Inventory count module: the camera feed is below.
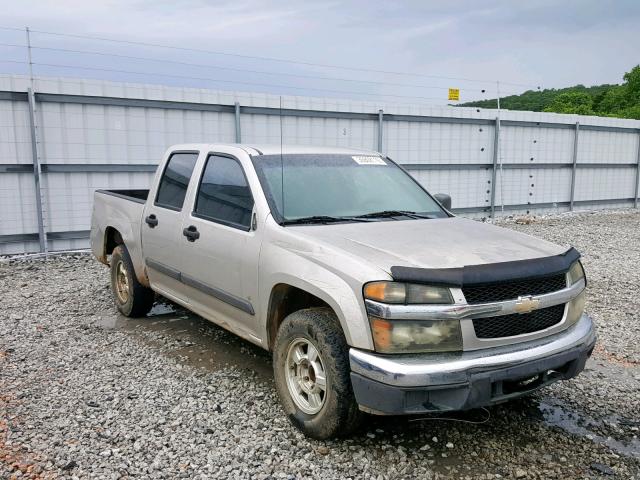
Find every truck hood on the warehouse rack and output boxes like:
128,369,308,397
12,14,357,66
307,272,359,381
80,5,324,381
292,217,567,274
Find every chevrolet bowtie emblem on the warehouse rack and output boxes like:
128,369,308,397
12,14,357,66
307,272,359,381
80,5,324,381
514,296,540,314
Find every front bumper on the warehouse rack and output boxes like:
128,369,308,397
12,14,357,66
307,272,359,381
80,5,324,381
349,314,596,415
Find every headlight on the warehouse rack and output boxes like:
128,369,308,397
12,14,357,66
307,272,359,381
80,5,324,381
364,281,453,304
568,260,586,285
566,260,586,325
565,290,585,327
364,282,459,353
369,317,462,353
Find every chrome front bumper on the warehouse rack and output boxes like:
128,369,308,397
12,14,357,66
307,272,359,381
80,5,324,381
349,314,596,414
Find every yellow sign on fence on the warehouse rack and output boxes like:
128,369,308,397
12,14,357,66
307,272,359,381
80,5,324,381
448,88,460,101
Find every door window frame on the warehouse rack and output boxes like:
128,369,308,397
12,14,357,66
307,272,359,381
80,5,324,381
154,150,200,212
191,152,255,232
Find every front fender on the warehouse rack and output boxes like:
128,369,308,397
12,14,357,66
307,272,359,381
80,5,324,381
259,242,380,351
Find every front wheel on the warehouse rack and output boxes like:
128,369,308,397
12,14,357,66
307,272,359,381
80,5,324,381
273,308,362,439
110,245,154,317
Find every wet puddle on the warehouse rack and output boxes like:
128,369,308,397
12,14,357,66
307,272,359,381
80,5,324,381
539,400,640,458
96,300,273,381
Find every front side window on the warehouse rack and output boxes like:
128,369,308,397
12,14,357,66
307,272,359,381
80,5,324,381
194,155,254,230
251,154,447,224
155,152,199,210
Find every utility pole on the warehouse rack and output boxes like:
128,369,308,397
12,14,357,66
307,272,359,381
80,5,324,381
25,26,48,254
26,27,35,83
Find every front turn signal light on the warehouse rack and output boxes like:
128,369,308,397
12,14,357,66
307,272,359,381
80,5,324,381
364,281,453,304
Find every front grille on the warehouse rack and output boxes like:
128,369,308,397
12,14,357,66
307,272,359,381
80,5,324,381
462,273,567,304
472,304,566,339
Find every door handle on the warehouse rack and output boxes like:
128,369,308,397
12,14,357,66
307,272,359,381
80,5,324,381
145,214,158,228
182,225,200,242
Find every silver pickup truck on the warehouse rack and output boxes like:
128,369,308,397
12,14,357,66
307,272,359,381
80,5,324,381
91,144,595,439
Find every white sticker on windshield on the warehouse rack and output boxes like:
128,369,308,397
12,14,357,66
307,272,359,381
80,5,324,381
352,155,386,165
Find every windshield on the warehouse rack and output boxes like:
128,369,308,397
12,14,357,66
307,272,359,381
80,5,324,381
251,154,447,224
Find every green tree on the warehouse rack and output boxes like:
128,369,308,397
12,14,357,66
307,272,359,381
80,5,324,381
617,104,640,120
623,65,640,99
460,64,640,120
597,65,640,119
543,92,594,115
597,86,628,114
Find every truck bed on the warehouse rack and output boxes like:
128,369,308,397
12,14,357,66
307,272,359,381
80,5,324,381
95,189,150,204
91,189,149,270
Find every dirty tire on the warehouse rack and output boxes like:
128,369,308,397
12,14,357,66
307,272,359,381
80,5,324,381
273,307,363,439
110,244,154,317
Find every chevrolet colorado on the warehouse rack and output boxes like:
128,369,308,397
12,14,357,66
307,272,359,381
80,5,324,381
91,144,595,439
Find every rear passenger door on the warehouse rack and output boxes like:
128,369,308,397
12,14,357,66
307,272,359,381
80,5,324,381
142,150,199,302
175,153,262,341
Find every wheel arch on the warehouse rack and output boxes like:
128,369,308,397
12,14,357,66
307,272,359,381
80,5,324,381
100,224,149,287
104,226,124,257
263,276,373,351
266,283,332,351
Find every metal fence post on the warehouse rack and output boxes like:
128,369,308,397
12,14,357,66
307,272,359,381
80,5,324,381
490,116,500,218
27,88,48,254
377,109,384,153
234,101,241,143
25,26,48,253
635,132,640,208
569,122,580,211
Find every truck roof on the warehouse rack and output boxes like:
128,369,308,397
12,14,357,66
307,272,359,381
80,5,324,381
167,143,381,157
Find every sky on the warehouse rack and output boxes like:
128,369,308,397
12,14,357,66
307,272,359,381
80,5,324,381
0,0,639,105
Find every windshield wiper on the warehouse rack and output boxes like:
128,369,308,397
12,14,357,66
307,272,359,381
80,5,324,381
282,215,370,225
354,210,434,220
282,211,433,225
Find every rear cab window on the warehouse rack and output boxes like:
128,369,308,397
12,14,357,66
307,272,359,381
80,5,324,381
155,152,199,211
193,154,254,230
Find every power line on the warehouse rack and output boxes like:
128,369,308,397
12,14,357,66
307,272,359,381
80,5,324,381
0,25,540,89
0,42,499,94
29,61,454,102
0,60,468,107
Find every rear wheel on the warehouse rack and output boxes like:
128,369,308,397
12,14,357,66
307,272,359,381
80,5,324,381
110,245,154,317
273,308,363,439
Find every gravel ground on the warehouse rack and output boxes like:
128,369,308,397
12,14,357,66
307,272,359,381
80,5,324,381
1,209,639,479
498,209,640,364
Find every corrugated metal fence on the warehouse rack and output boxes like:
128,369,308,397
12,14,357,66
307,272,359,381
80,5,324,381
1,75,640,255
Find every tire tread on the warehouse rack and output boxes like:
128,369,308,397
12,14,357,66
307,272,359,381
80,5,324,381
110,244,155,317
273,307,363,439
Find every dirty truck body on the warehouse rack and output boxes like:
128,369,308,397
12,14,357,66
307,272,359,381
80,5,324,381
91,144,595,439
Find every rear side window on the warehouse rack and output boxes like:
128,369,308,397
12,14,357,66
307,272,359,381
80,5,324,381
194,155,254,230
155,152,199,210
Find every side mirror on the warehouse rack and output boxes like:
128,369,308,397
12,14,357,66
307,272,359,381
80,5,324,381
434,193,452,210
